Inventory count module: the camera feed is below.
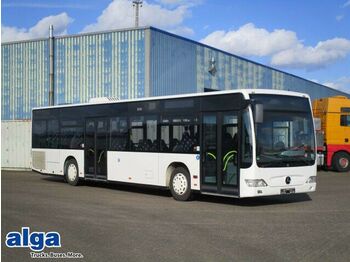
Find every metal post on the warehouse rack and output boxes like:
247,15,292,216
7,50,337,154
49,25,54,106
133,0,143,27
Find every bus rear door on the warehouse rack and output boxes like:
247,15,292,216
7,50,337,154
85,118,108,180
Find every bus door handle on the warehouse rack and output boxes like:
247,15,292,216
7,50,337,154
345,138,349,143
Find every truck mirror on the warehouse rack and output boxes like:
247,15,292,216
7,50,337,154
314,118,321,131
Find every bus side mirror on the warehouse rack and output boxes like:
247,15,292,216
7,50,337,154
254,104,264,124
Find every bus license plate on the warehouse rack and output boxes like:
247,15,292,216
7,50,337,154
281,188,295,194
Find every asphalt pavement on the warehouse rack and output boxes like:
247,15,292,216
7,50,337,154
2,170,350,262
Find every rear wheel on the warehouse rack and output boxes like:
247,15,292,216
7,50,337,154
333,152,350,172
65,159,80,186
169,167,192,201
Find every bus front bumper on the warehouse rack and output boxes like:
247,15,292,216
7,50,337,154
240,183,317,198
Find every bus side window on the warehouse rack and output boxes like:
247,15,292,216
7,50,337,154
130,116,144,151
160,125,170,152
110,117,128,151
33,120,47,148
160,115,199,153
60,120,84,149
129,116,157,152
146,118,157,152
47,120,59,148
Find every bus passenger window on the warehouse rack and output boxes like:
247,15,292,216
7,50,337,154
160,125,170,151
173,126,195,153
47,120,59,148
160,116,199,153
60,120,84,149
129,116,157,152
110,117,128,151
32,120,47,148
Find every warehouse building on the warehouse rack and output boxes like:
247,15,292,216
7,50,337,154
1,26,349,169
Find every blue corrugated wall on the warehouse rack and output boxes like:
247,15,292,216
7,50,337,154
1,27,347,120
1,29,145,120
150,28,347,99
54,29,145,105
2,40,49,120
150,29,197,96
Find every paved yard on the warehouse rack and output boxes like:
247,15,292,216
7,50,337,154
2,170,350,261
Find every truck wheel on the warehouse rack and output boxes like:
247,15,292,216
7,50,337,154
65,159,80,186
333,152,350,172
169,167,192,201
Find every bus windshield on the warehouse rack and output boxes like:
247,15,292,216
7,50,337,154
251,94,316,168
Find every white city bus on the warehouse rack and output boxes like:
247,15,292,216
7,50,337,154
32,89,317,200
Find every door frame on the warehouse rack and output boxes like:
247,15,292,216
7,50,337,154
200,110,241,196
84,117,108,180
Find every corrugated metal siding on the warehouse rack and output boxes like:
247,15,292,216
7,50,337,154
1,121,32,169
150,29,197,96
1,27,348,123
1,40,49,120
1,29,145,121
149,29,347,100
194,44,343,99
55,29,145,104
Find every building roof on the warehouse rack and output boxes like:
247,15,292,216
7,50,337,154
2,26,348,97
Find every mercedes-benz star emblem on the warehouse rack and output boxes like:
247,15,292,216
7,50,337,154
285,176,291,184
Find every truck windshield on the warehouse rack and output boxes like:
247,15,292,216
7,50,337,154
251,94,316,168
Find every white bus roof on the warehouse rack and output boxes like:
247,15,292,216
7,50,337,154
33,89,310,111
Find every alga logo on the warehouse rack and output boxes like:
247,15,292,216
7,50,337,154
5,227,61,251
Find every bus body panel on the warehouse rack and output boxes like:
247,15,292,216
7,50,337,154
107,151,200,189
32,148,84,178
107,151,160,186
158,153,200,190
239,164,317,198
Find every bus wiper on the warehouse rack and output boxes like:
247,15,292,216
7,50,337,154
258,161,288,167
280,157,311,165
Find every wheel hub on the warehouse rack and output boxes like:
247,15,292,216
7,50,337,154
339,157,349,169
172,173,188,195
67,164,77,181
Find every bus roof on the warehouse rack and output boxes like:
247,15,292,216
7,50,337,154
32,89,309,111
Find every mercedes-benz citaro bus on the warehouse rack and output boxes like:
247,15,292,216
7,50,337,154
32,89,317,201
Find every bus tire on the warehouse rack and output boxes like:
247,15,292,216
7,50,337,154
333,152,350,172
169,167,192,201
65,159,80,186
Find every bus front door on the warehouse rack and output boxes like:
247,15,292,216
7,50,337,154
201,112,239,196
85,118,108,180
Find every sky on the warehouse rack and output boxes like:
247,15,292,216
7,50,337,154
2,0,350,93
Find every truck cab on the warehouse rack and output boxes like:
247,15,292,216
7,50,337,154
313,96,350,172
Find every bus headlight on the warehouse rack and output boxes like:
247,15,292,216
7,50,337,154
245,179,268,187
306,176,316,183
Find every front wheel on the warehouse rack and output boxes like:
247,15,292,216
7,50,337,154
65,159,80,186
169,167,192,201
333,152,350,172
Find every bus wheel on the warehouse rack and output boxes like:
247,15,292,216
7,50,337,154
65,159,80,186
170,167,192,201
333,152,350,172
